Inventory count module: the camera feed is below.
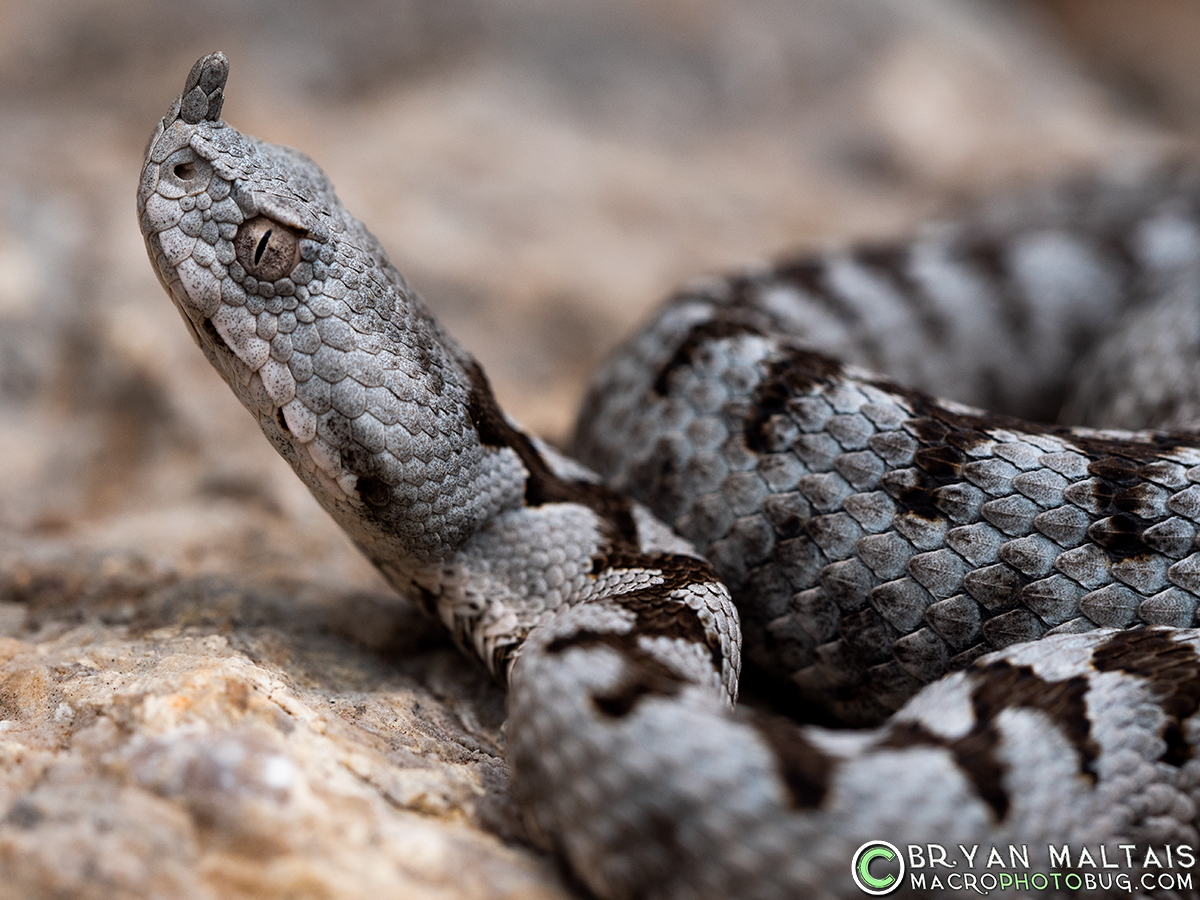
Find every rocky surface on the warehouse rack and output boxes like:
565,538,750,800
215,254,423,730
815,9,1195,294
0,1,1188,897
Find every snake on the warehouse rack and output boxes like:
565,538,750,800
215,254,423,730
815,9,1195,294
137,54,1200,899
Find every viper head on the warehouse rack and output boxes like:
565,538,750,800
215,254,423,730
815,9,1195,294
137,53,526,567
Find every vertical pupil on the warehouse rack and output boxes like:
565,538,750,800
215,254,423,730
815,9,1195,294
254,229,273,266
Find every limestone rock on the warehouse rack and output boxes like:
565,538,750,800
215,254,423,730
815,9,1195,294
0,532,564,900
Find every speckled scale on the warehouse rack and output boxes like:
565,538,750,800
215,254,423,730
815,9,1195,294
1019,574,1083,625
1032,504,1090,547
923,593,983,649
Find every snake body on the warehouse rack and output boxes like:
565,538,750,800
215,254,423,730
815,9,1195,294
138,55,1200,899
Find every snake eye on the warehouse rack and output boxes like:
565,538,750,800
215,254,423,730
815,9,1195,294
234,216,300,282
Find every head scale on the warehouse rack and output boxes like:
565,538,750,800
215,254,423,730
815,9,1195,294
179,52,228,125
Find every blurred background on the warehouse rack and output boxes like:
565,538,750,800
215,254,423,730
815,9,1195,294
0,3,1199,897
1,0,1197,533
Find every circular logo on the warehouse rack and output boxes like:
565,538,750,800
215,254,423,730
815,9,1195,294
851,840,905,895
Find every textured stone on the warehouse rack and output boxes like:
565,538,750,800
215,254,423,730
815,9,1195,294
0,534,558,900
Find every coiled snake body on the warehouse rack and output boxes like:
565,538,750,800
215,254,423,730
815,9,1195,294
138,55,1200,899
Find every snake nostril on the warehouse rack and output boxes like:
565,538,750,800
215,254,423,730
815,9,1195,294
162,148,213,194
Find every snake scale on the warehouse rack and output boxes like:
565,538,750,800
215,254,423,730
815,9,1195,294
138,55,1200,899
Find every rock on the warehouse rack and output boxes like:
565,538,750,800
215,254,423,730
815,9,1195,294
0,532,563,899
